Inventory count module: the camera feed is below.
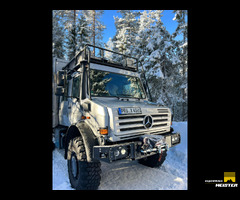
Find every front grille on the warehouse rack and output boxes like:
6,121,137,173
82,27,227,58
120,126,144,132
157,109,169,113
115,109,170,138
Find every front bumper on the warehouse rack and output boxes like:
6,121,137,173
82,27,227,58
93,131,181,163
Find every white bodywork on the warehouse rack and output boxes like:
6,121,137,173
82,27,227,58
91,97,171,141
53,58,171,142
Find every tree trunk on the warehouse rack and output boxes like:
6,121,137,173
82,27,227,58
182,19,187,121
92,10,96,56
73,10,76,56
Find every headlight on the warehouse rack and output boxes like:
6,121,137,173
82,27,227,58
121,148,127,155
171,134,180,145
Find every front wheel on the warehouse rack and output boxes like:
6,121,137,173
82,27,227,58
67,136,101,190
138,150,167,168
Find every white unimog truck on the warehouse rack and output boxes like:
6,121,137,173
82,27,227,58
52,44,181,190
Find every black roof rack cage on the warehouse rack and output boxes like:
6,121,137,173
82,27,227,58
61,43,152,101
62,44,139,73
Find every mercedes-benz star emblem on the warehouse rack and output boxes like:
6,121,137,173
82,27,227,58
143,115,153,129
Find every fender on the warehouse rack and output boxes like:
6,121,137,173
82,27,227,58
64,121,99,162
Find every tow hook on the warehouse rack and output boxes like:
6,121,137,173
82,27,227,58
157,143,168,153
158,149,163,161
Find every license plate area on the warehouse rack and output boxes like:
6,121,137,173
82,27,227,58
118,107,142,115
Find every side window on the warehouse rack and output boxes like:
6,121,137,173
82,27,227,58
72,75,81,99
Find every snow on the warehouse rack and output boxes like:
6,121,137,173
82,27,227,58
180,42,187,48
146,42,154,51
149,67,164,78
52,121,187,190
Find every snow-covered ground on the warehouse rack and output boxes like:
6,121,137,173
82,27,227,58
52,121,187,190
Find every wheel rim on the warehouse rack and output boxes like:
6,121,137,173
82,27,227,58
71,153,78,178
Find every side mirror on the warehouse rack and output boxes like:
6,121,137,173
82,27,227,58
56,70,65,86
55,86,64,96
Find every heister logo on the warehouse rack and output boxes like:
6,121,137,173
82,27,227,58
215,172,238,187
224,172,235,183
205,172,238,188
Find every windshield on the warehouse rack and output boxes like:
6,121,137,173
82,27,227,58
90,69,146,99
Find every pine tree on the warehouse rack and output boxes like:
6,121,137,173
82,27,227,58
134,10,182,118
82,10,106,56
64,10,80,60
104,37,114,60
52,10,66,58
172,10,188,121
113,10,140,55
66,23,78,59
52,10,105,60
77,14,90,49
134,10,154,61
141,11,174,104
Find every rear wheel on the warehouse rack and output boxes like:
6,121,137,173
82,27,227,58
138,150,167,168
67,136,101,190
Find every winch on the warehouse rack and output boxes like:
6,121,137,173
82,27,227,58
139,135,169,154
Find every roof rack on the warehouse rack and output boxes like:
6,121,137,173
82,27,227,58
61,44,152,101
62,44,139,73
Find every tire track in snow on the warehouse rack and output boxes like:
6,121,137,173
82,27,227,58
53,149,186,190
99,159,186,190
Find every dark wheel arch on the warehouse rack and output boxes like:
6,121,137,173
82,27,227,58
64,122,99,162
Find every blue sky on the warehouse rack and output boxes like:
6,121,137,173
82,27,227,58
101,10,181,44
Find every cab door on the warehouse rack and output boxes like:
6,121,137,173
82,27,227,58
58,78,71,127
68,73,82,124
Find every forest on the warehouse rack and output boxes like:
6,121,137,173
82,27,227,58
52,10,187,121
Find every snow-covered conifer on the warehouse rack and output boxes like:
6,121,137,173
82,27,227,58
172,10,188,120
113,10,140,56
82,10,106,56
52,10,66,59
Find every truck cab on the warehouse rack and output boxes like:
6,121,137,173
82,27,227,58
52,44,181,190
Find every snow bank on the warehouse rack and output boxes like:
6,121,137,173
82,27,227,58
163,121,188,187
170,121,187,157
52,121,188,190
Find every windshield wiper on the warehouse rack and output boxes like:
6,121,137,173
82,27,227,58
118,94,142,101
117,94,133,97
109,96,120,100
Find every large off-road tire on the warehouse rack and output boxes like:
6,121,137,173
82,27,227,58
138,150,167,168
67,136,101,190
